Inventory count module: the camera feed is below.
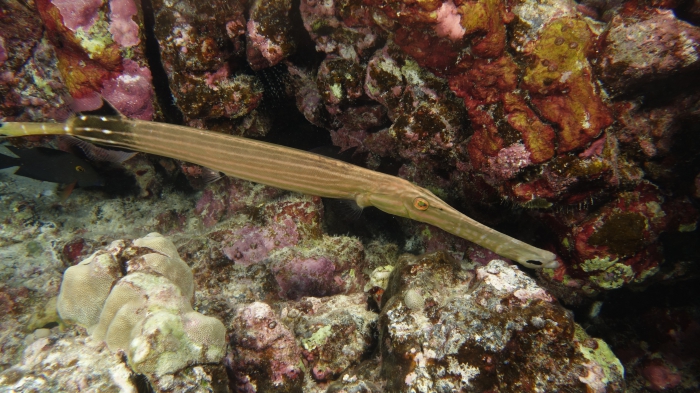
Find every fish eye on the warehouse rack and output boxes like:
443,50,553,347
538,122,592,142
75,166,85,172
413,197,429,211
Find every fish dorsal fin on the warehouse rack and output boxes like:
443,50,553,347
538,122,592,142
75,97,126,119
60,136,136,163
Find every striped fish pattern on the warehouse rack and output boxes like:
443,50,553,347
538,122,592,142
1,116,558,269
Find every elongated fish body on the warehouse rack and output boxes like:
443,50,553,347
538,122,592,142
1,117,559,269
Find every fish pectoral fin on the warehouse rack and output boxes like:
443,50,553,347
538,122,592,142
340,199,364,220
201,167,224,184
323,198,364,221
57,181,77,202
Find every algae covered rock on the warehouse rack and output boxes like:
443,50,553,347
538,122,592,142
288,293,378,382
379,252,625,392
56,233,226,378
227,301,305,392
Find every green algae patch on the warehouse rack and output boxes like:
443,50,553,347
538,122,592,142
580,256,618,273
575,325,625,382
589,212,646,256
459,0,508,58
24,241,44,257
75,18,114,59
521,17,613,153
301,325,333,351
589,263,635,290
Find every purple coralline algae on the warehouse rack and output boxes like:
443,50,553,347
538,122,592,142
200,181,366,300
32,0,156,117
228,301,304,392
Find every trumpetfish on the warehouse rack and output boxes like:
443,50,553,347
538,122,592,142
1,116,558,269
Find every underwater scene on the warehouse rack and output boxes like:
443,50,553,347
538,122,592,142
0,0,699,391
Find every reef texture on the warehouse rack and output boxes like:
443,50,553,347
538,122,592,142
1,0,700,391
0,166,632,392
57,232,227,382
379,253,624,393
288,0,700,300
151,0,269,134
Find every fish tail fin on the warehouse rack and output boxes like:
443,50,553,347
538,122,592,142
0,122,69,137
0,148,19,169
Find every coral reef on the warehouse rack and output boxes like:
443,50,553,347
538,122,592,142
227,301,304,392
379,252,625,392
2,0,700,390
56,233,226,381
597,7,700,96
287,293,378,382
151,0,268,134
33,0,156,117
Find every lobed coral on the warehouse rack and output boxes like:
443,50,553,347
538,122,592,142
56,233,226,380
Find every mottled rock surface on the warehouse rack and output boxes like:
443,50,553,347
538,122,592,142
380,253,625,392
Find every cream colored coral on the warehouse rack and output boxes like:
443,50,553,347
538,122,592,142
133,232,180,258
56,233,226,378
128,252,194,300
56,251,122,328
404,288,425,311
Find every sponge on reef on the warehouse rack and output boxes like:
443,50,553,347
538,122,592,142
56,233,226,377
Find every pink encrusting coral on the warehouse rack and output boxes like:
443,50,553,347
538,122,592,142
101,59,154,120
108,0,140,47
434,0,466,41
220,222,300,266
484,143,532,182
52,0,103,31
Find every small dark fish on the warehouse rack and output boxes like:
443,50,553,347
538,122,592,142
0,146,104,187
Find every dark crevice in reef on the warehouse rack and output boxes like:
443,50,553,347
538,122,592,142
287,0,327,70
140,0,184,124
259,99,332,152
130,373,154,393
